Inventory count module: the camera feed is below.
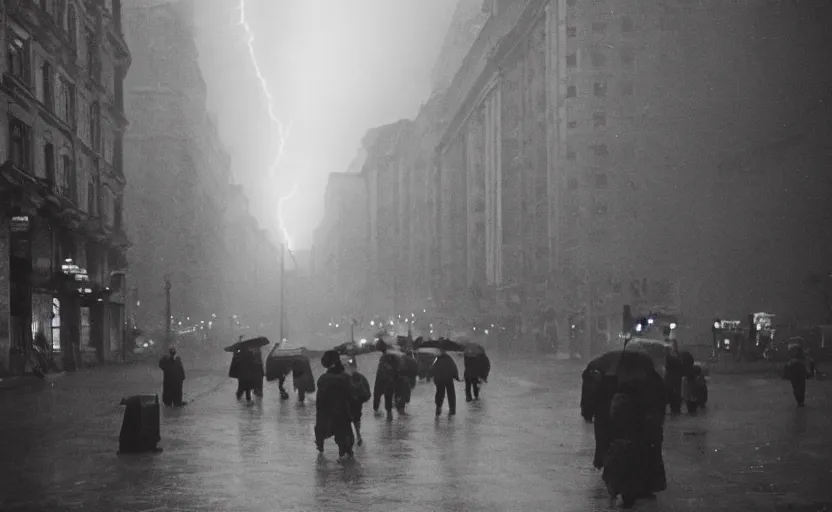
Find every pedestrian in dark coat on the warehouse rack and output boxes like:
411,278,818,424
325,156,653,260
580,366,602,422
591,374,619,468
783,347,811,407
642,369,668,496
292,357,316,404
602,382,649,509
233,347,264,401
373,339,399,419
315,351,355,459
346,361,371,446
682,364,708,414
664,343,684,414
395,353,418,412
159,348,186,407
432,345,461,416
463,353,490,402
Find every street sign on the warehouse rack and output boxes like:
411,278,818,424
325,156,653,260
10,215,29,232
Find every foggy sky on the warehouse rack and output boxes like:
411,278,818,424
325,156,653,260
195,0,459,249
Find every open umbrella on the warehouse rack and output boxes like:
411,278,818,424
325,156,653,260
224,336,271,353
462,342,485,357
415,338,465,352
586,349,656,382
265,346,308,381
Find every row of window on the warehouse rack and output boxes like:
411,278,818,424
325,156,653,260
566,143,609,160
9,116,121,227
566,80,633,99
567,173,608,191
566,46,634,69
566,16,635,38
8,33,105,147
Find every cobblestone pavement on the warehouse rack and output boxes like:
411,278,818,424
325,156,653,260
1,351,830,511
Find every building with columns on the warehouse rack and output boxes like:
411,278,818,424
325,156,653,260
0,0,132,374
362,0,832,357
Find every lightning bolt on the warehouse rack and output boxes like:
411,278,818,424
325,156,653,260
239,0,297,247
277,183,299,250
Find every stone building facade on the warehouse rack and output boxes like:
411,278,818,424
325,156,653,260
123,0,280,344
0,0,131,375
362,0,832,357
223,184,281,342
312,172,368,321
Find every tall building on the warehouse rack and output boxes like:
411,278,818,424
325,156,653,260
224,184,281,341
312,173,368,321
123,0,280,343
365,0,832,356
362,120,415,317
430,0,491,92
0,0,132,374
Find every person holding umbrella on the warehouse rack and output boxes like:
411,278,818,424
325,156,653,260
373,338,399,419
463,343,490,402
431,340,461,416
227,336,267,402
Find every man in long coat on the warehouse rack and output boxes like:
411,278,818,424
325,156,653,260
315,350,355,459
159,347,186,407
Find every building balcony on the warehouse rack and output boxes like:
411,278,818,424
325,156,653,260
2,73,36,106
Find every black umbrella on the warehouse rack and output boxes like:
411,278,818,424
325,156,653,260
462,342,486,357
224,336,271,353
586,349,656,383
415,338,464,352
265,346,308,381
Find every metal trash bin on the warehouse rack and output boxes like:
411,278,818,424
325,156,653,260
118,394,162,454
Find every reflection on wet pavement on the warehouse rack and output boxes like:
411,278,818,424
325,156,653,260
1,353,830,511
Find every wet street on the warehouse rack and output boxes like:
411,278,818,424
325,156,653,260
1,351,830,511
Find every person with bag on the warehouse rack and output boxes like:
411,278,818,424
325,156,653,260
345,356,371,446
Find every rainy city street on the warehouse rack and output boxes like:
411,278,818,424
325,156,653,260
1,352,831,512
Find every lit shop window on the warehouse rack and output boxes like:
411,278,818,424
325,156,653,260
52,298,61,351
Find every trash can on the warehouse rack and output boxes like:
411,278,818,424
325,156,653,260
118,394,162,454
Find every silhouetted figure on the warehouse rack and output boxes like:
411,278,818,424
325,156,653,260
783,346,811,407
346,359,371,446
231,347,264,401
158,348,186,407
431,344,460,416
464,353,490,402
664,343,683,414
373,339,399,419
315,351,355,459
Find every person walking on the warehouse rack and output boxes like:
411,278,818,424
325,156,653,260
463,352,490,402
345,356,371,446
783,345,812,407
431,342,460,416
373,339,399,419
315,351,355,460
